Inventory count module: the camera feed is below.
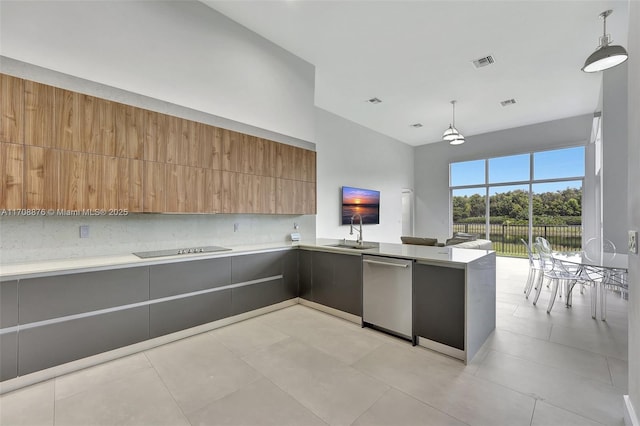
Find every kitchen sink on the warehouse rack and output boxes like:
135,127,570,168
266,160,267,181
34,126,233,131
326,241,379,250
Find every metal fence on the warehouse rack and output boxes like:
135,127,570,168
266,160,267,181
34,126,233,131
453,223,582,257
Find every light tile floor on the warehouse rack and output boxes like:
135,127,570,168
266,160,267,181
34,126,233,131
0,257,628,426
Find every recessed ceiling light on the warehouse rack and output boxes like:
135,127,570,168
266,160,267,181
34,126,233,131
500,98,517,107
471,55,495,69
410,123,423,128
367,97,382,104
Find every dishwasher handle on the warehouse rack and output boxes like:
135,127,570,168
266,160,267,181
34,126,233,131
363,259,410,268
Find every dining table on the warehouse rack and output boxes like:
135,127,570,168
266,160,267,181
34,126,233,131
552,251,628,320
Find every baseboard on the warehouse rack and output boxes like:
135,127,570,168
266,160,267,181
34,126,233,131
298,298,362,324
625,395,639,426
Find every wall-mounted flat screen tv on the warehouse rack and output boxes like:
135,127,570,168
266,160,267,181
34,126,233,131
341,186,380,225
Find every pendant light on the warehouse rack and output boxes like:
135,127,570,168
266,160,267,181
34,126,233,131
443,100,465,145
582,10,628,73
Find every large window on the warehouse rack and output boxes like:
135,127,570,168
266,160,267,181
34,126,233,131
450,146,585,257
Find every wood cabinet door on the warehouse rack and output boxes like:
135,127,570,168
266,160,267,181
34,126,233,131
205,169,223,213
198,123,222,170
222,171,275,214
24,81,55,148
25,146,59,209
143,161,166,212
0,142,23,209
302,149,316,183
144,110,168,163
275,178,316,214
0,74,24,144
115,103,144,159
166,164,206,213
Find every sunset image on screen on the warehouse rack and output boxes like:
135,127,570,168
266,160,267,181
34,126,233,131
342,187,380,224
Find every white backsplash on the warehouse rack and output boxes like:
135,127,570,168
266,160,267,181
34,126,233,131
0,214,316,264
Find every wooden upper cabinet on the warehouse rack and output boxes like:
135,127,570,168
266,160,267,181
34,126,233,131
276,143,316,182
276,178,316,215
199,123,222,170
221,128,243,173
80,94,115,156
166,164,204,213
222,171,275,214
0,74,24,144
302,149,316,183
144,110,168,163
16,74,316,215
25,81,55,148
143,161,166,213
221,129,277,177
205,169,223,213
115,103,144,159
25,146,59,209
0,142,24,209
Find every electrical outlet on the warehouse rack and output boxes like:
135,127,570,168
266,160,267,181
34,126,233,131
234,223,239,232
629,230,638,254
293,222,299,230
79,225,90,239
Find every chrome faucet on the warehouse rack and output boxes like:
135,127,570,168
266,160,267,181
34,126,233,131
350,214,363,245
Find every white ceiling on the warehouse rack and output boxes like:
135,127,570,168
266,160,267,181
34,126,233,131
204,0,629,146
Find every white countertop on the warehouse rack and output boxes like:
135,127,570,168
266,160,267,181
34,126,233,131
0,238,494,280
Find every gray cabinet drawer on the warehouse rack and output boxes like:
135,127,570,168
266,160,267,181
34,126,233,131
0,280,18,328
18,306,149,376
149,289,232,338
231,278,293,315
0,332,18,381
231,251,285,283
19,267,149,324
150,257,231,298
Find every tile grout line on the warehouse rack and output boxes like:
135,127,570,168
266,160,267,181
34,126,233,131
529,398,537,426
141,351,193,426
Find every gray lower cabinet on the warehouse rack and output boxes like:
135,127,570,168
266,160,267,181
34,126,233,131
149,257,232,338
15,268,150,377
413,263,465,350
19,267,149,323
0,332,18,381
0,280,18,381
230,250,298,316
298,250,312,300
18,307,149,376
309,251,362,316
150,290,232,338
3,248,302,380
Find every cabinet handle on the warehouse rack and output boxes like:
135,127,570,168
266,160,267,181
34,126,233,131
363,259,409,268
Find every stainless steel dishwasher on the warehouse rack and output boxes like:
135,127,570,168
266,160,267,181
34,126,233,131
362,255,413,340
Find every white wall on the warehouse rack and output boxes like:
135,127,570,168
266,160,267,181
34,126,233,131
413,115,593,243
602,63,629,254
625,0,639,422
315,108,414,243
0,0,315,143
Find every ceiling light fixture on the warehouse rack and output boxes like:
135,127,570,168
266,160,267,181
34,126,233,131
443,100,465,145
582,10,628,73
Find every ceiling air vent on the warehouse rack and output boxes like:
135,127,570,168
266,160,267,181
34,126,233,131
500,98,517,107
367,97,382,104
410,123,423,128
472,55,495,69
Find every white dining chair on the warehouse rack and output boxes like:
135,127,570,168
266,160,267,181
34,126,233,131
521,239,541,299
